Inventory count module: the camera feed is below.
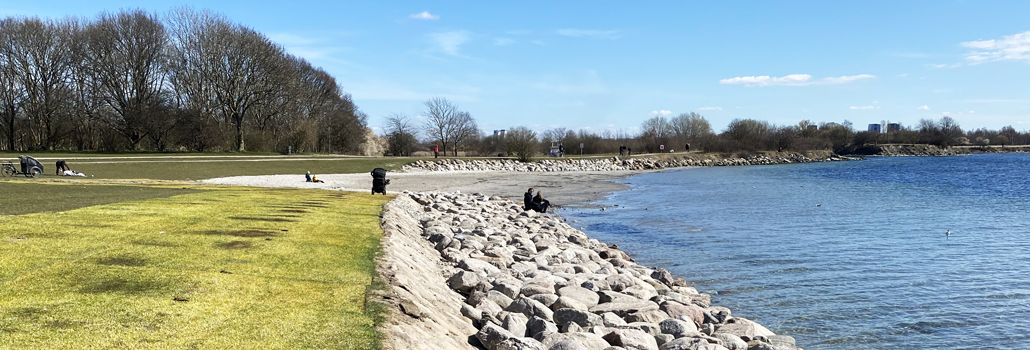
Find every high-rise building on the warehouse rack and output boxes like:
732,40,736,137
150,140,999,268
886,123,901,132
868,124,882,133
493,129,506,138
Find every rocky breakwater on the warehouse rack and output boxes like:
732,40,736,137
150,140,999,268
403,152,851,173
382,191,802,350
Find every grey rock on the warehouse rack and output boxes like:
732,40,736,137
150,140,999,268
558,285,601,306
605,274,638,292
503,313,530,338
551,296,589,311
493,280,523,299
659,318,699,337
602,312,629,327
529,293,560,307
495,337,545,350
602,328,659,350
461,258,502,275
658,337,728,350
527,316,558,340
712,333,747,350
542,332,611,350
477,322,516,350
590,301,659,317
624,309,671,324
715,318,774,340
448,270,485,294
661,301,705,326
462,303,484,324
553,308,604,331
522,284,556,297
487,290,516,309
507,296,555,321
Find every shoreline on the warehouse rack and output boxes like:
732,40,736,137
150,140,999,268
377,191,801,350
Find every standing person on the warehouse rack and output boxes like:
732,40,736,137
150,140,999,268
433,144,440,158
685,143,690,152
558,144,565,157
524,188,535,211
533,191,551,213
305,171,312,182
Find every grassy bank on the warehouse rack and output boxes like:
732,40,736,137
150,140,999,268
2,154,414,180
0,182,391,349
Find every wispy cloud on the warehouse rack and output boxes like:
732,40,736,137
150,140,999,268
696,106,723,111
409,11,439,21
428,31,471,56
849,105,879,110
719,73,876,87
531,70,609,95
267,32,352,65
918,105,931,111
556,28,622,40
928,63,962,69
651,109,673,117
961,31,1030,63
493,37,515,46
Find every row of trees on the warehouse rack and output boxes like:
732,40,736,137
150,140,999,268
382,99,1030,158
0,9,368,152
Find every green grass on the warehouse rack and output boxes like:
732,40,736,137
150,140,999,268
2,156,415,180
0,181,197,215
0,183,391,349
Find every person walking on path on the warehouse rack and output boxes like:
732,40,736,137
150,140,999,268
433,144,440,158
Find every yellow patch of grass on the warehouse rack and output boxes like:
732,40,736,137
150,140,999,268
0,185,391,349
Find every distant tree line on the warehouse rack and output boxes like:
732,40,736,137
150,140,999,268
0,8,367,152
383,99,1030,159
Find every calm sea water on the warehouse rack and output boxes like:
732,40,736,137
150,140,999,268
561,153,1030,350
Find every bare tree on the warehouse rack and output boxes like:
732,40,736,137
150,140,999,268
0,19,26,151
450,111,479,156
670,112,712,144
640,116,672,152
385,114,418,156
82,10,170,150
422,97,460,155
5,18,76,150
506,126,538,162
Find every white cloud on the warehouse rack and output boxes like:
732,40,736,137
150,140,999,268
696,106,723,111
267,32,352,66
918,105,931,111
719,73,875,87
929,63,962,69
961,31,1030,63
556,28,622,40
428,31,470,56
493,37,515,46
651,110,673,117
409,11,439,21
849,105,878,110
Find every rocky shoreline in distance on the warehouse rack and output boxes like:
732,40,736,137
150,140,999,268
403,151,853,173
377,192,802,350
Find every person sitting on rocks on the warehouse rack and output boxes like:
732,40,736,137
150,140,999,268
524,187,535,211
311,175,324,183
532,191,550,213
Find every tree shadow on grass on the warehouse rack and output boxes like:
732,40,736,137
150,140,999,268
78,277,167,294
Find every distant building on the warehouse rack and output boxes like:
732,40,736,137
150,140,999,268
886,123,901,132
868,124,882,133
493,129,506,138
806,125,818,132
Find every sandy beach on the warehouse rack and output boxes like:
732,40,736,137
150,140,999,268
202,169,650,207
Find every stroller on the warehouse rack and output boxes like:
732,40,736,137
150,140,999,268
370,168,390,195
1,155,44,178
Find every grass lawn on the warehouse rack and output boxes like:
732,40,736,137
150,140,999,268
2,156,415,180
0,182,391,349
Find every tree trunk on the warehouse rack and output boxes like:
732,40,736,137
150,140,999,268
235,121,245,152
5,107,14,152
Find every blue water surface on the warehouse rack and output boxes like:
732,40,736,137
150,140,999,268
561,153,1030,350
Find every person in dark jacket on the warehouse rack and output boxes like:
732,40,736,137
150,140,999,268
533,191,550,213
524,188,535,211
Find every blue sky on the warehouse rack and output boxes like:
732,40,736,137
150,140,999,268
5,1,1030,133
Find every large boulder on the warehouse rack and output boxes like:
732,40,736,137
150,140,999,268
659,337,728,350
659,318,699,337
553,308,604,331
461,258,502,275
448,270,485,294
542,332,611,350
602,328,659,350
507,296,555,321
661,301,705,325
526,316,558,340
504,312,530,337
715,318,774,341
711,333,747,350
590,300,659,318
557,285,601,307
